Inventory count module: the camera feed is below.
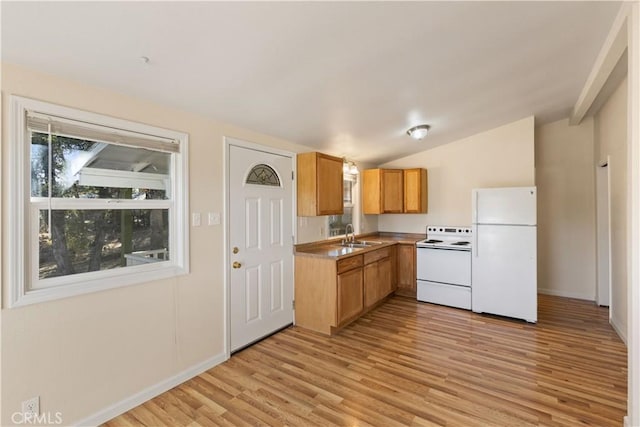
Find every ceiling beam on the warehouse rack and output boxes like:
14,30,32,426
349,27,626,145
569,3,631,125
77,167,169,191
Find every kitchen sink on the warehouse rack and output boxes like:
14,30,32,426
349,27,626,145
338,240,384,248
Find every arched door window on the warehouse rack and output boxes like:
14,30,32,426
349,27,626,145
245,164,281,187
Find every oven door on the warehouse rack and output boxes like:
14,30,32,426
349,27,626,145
416,247,471,286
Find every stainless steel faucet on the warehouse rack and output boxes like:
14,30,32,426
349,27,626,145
345,223,355,243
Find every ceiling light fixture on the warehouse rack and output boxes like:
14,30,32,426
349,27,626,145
407,124,431,140
343,159,359,175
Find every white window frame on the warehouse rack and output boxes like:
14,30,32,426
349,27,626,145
326,172,360,238
8,96,190,307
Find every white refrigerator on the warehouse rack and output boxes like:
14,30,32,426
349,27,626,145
471,187,537,323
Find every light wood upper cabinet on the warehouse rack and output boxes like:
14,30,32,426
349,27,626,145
363,168,427,214
297,152,343,216
403,168,428,213
363,169,404,214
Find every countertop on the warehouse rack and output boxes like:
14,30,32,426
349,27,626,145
294,232,424,259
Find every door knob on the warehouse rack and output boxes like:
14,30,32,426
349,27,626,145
232,261,242,269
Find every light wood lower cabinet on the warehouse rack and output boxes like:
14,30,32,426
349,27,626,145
295,246,394,335
395,243,417,297
337,268,364,325
364,248,394,308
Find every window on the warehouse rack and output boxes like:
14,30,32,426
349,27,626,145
9,96,189,307
328,172,358,237
246,164,281,186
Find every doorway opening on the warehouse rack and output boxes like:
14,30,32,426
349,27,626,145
595,159,611,312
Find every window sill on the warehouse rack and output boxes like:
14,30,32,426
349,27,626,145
10,263,188,308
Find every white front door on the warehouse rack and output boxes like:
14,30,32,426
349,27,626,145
228,142,294,352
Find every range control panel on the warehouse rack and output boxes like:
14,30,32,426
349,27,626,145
426,226,472,236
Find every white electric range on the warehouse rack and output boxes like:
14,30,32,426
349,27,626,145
416,226,472,310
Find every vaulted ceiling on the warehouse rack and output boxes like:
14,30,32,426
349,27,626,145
1,1,621,164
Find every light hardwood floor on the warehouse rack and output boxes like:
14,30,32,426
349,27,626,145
104,294,627,426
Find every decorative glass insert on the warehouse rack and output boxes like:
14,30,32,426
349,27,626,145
246,164,281,187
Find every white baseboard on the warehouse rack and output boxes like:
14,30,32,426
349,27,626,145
538,288,595,301
73,352,227,427
539,289,628,344
610,316,628,345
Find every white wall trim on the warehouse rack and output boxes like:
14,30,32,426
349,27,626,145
538,287,595,301
7,95,190,308
569,2,631,125
72,352,227,427
610,315,628,345
627,3,640,426
538,289,628,345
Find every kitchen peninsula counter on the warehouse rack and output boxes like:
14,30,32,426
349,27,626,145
294,232,424,259
294,232,423,335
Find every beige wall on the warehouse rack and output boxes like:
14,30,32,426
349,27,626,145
535,117,597,300
377,116,535,232
0,63,317,425
595,77,628,340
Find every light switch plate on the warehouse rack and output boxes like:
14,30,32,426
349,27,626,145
192,212,201,227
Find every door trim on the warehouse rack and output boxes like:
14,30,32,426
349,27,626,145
596,157,612,311
223,137,297,358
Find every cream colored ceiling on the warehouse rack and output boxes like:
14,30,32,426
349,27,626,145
1,1,621,164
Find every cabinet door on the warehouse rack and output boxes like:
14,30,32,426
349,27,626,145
317,154,344,215
362,169,382,214
389,245,397,291
382,170,404,213
337,268,363,325
363,262,380,308
379,257,393,297
404,169,428,213
396,244,416,297
364,257,392,308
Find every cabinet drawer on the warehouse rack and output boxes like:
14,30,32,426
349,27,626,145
337,255,363,274
364,247,390,265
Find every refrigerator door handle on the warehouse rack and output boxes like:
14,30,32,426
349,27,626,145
472,190,478,223
474,226,478,257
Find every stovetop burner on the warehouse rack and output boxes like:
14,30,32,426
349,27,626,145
416,225,473,250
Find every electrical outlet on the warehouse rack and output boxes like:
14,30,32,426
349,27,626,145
22,396,39,416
